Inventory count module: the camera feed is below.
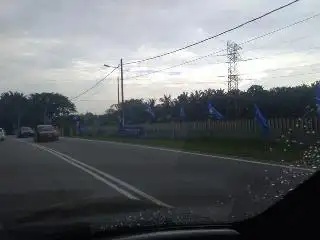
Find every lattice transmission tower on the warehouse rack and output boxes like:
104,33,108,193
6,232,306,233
227,41,242,92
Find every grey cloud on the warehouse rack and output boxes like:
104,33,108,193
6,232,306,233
1,0,320,113
129,69,158,75
168,72,181,76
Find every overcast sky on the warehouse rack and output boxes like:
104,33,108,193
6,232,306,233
1,0,319,113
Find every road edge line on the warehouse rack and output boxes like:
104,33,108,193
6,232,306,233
63,137,315,172
27,142,140,200
41,144,174,209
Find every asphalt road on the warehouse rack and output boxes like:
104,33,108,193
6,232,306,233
0,136,315,223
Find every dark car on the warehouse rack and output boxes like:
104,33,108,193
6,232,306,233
16,126,34,138
34,124,59,142
0,128,5,141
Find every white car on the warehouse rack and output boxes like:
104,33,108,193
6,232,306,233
0,128,5,141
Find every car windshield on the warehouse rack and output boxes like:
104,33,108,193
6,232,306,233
0,0,318,229
38,125,54,131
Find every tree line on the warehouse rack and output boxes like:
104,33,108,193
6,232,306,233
82,82,317,126
0,92,76,133
1,82,317,132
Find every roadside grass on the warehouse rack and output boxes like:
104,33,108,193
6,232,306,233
73,135,304,164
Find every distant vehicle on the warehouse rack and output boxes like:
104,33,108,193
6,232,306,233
0,128,5,141
16,126,34,138
34,125,59,142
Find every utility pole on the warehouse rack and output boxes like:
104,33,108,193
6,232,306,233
120,58,124,103
117,76,120,105
103,62,123,126
43,96,49,124
43,106,47,124
120,58,124,126
227,41,241,92
17,111,21,129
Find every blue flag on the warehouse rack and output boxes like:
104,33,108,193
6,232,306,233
117,116,124,128
208,102,224,120
180,106,186,119
145,104,155,118
315,82,320,117
254,104,268,130
73,115,80,121
76,121,80,135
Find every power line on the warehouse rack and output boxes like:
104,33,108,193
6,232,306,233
238,33,314,55
218,45,320,65
216,33,315,57
210,69,320,84
243,70,320,87
126,29,317,78
78,67,320,105
79,70,320,104
133,62,320,84
237,13,320,47
154,39,320,69
133,62,320,85
71,67,118,101
245,61,320,75
266,70,320,79
125,12,320,80
123,0,300,65
72,3,316,102
215,62,320,78
77,99,114,102
41,41,320,96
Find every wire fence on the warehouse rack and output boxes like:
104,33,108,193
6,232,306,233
71,117,319,141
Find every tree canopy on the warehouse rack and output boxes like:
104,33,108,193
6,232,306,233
92,83,317,126
0,92,76,133
1,82,317,131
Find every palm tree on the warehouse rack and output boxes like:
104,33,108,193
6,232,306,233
146,98,156,108
159,94,172,108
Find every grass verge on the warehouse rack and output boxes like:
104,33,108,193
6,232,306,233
72,135,304,164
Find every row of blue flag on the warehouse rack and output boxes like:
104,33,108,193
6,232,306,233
145,102,225,120
118,82,320,131
144,101,268,130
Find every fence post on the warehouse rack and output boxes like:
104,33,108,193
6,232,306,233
314,117,318,134
172,128,175,140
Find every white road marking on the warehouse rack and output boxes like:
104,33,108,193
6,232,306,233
62,137,315,172
32,143,139,200
18,139,173,208
37,144,173,208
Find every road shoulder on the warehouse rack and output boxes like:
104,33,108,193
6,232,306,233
63,136,315,172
